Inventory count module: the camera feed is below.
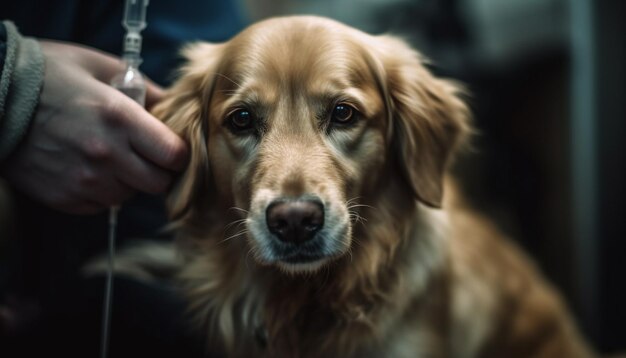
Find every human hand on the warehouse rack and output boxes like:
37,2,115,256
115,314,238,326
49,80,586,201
1,41,188,214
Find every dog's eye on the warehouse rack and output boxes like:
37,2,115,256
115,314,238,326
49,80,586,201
227,109,255,132
331,104,356,125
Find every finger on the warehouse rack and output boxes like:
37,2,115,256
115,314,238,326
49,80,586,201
96,82,189,171
114,150,173,194
127,106,189,171
72,44,127,83
123,104,189,171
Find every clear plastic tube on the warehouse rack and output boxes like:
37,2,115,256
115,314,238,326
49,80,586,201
101,2,150,357
111,0,149,106
121,0,149,57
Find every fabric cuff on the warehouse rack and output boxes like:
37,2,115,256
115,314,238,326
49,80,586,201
0,21,45,162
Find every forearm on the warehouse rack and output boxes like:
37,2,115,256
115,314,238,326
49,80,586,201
0,20,45,162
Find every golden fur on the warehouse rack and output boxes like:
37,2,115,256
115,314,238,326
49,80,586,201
153,16,594,357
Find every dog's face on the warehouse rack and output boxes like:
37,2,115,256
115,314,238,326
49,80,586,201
154,16,469,274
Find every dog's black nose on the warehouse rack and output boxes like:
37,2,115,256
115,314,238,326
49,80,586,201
266,199,324,244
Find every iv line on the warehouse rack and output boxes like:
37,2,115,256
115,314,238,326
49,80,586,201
100,206,118,358
101,1,149,357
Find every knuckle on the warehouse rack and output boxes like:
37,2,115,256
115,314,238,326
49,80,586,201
75,167,99,187
82,137,112,160
98,98,126,126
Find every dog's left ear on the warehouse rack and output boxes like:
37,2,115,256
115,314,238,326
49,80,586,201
375,36,471,208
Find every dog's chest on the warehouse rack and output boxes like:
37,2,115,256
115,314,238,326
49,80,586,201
248,308,445,358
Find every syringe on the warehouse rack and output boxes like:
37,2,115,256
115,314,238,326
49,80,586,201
101,1,150,358
110,0,149,106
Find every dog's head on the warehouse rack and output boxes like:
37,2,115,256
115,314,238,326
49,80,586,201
154,16,469,274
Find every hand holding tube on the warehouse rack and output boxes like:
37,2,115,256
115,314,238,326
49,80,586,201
2,41,188,214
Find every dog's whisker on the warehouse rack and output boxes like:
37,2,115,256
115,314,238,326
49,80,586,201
349,210,368,226
228,206,250,215
347,203,376,210
233,221,248,233
345,199,376,226
219,229,249,245
345,197,377,210
348,210,365,219
345,196,363,206
217,91,238,98
223,218,248,232
214,72,243,89
224,218,247,232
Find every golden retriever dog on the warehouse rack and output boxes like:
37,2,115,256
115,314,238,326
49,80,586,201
152,16,594,357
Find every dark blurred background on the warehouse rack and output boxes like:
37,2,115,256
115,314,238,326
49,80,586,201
0,0,623,354
242,0,625,352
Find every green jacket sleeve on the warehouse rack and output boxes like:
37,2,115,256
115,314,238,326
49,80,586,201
0,20,45,162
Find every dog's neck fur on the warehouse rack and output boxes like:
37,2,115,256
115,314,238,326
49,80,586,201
178,177,450,357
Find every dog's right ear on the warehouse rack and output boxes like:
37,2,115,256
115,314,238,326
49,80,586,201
152,43,223,222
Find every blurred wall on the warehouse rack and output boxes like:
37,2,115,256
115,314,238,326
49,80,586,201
569,0,625,351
